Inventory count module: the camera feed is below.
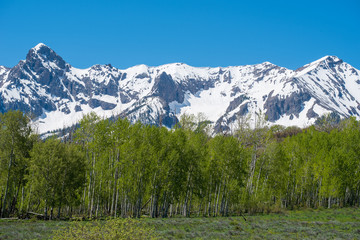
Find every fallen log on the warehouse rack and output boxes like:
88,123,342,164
27,211,44,217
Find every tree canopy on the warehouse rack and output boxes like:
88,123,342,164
1,111,360,219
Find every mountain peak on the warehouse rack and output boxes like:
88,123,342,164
317,55,342,64
33,43,48,51
26,43,66,69
258,61,278,68
295,55,343,75
308,55,342,66
29,43,54,56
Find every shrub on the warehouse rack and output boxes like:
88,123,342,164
52,218,159,240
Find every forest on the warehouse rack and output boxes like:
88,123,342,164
0,110,360,220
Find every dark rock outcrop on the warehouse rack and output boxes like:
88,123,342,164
264,91,311,121
151,72,184,104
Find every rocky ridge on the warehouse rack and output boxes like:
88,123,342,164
1,43,359,133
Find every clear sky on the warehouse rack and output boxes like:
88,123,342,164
0,0,359,70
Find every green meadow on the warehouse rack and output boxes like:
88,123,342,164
1,208,360,239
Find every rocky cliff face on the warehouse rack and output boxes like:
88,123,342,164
1,43,360,133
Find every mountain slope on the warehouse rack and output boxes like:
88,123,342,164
1,43,360,133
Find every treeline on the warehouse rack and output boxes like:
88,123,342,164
0,110,360,219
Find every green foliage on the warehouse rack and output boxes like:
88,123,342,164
52,218,159,240
27,138,86,218
0,110,33,217
1,110,360,220
314,112,341,132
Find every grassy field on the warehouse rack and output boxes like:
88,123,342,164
1,208,360,239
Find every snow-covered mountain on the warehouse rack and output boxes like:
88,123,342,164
1,43,360,133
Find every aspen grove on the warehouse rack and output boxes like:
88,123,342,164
0,110,360,219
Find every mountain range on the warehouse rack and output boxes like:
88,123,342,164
1,43,360,134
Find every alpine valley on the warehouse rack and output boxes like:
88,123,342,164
1,43,360,134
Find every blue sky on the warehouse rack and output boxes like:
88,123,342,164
0,0,359,70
